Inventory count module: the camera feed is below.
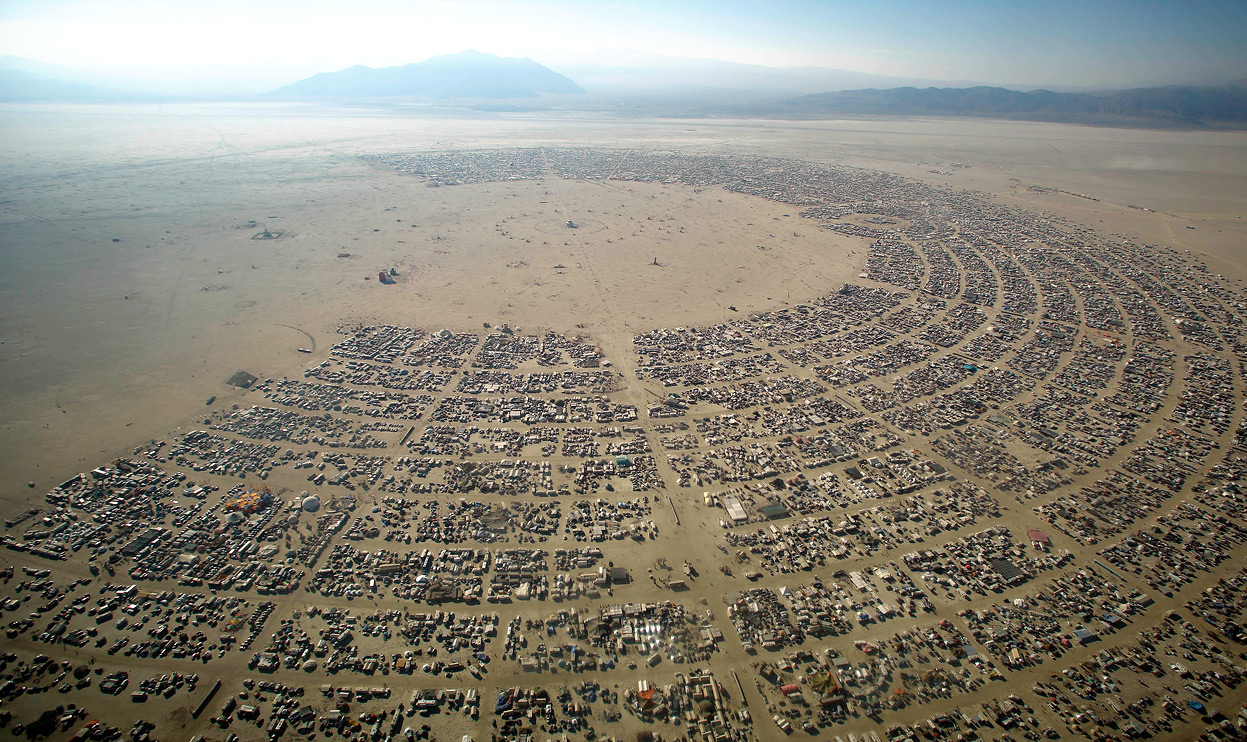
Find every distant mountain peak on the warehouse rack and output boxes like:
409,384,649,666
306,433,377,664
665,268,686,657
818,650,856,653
269,51,583,100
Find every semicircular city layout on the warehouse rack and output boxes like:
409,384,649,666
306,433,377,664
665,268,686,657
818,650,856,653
4,143,1246,742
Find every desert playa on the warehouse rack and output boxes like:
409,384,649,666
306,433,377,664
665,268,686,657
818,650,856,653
2,106,1244,498
2,104,1247,742
0,105,882,495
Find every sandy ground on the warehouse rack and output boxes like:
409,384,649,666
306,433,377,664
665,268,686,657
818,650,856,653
2,105,1247,742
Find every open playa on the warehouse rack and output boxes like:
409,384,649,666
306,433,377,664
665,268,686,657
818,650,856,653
2,104,1247,742
3,105,1245,497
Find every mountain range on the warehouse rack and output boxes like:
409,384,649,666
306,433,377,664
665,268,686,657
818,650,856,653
788,84,1247,126
0,56,142,102
267,50,583,100
2,49,1245,127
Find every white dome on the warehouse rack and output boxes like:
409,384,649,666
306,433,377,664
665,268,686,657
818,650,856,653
301,495,321,512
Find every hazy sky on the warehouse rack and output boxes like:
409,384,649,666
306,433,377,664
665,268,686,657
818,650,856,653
1,0,1244,89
